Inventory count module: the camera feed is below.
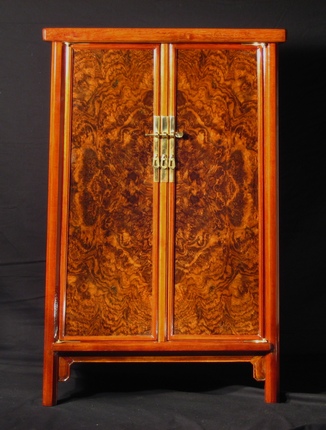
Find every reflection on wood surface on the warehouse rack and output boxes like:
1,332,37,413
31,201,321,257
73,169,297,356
174,49,259,335
65,48,154,336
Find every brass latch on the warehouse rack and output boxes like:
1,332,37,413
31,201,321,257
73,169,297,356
145,131,184,138
145,116,183,183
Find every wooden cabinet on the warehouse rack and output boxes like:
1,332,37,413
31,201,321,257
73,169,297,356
42,28,285,406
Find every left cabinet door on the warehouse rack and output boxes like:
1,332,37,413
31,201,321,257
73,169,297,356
53,43,160,340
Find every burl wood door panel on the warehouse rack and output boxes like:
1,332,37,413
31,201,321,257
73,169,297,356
171,46,262,336
63,45,159,338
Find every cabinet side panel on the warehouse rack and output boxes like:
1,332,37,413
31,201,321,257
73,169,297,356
173,47,260,336
64,46,155,337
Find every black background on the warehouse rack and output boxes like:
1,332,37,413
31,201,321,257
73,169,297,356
1,1,326,429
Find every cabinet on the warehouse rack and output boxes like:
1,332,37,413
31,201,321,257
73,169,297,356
42,28,285,406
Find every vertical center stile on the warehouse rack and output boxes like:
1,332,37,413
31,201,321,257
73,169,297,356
157,44,169,341
167,44,177,339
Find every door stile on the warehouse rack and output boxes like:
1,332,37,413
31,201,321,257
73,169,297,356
59,43,73,339
256,45,266,338
158,44,169,341
263,43,279,349
152,46,161,339
167,44,177,340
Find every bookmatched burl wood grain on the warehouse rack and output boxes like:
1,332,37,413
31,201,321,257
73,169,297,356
173,47,259,335
65,48,155,336
42,28,285,406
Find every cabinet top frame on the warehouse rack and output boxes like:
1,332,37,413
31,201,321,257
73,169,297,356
42,28,286,43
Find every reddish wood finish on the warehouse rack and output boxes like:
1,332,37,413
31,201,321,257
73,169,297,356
42,27,286,43
43,41,63,408
262,43,280,403
42,28,285,406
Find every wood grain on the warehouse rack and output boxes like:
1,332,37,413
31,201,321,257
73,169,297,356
43,28,286,43
173,47,260,335
65,47,155,336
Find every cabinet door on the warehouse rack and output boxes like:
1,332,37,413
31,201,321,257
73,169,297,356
168,44,264,339
60,44,160,339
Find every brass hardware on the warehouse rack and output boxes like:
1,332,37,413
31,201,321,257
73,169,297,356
153,116,160,183
146,115,182,183
145,131,183,138
168,116,175,183
160,116,168,182
161,154,168,169
168,156,176,169
168,116,181,182
153,154,160,168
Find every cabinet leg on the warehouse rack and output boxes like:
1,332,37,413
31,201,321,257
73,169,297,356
264,352,279,403
42,351,58,406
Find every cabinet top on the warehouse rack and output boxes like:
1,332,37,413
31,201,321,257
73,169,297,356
42,28,286,43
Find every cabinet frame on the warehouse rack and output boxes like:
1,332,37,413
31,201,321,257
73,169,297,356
42,28,285,406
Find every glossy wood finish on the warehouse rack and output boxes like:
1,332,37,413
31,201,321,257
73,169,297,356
43,27,286,43
262,43,280,403
43,41,64,406
172,46,260,336
63,46,157,337
42,28,285,406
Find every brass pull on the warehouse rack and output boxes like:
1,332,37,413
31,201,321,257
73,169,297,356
152,116,160,183
161,154,168,169
169,156,176,169
153,154,160,168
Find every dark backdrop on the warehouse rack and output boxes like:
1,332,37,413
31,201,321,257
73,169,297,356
1,1,326,428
